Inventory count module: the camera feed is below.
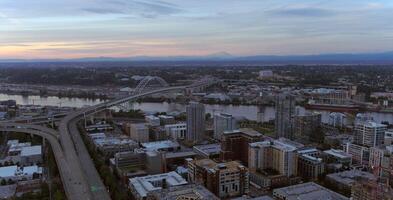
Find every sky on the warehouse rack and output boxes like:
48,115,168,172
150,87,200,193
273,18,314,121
1,0,393,59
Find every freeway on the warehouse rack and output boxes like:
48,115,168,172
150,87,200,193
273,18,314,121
57,81,218,199
0,79,218,200
0,123,92,200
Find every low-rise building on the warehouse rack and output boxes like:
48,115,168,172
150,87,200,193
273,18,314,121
193,143,221,159
164,123,186,140
0,165,42,182
273,182,348,200
129,171,187,200
146,184,219,200
323,149,352,172
89,133,139,156
145,115,160,127
141,140,180,152
326,169,376,193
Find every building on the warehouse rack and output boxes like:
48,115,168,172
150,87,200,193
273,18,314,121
19,146,42,165
385,129,393,145
128,171,187,200
221,128,263,166
214,112,237,140
187,158,249,199
112,149,165,175
89,133,139,156
146,184,219,200
164,123,186,140
297,148,324,181
345,143,369,166
293,112,322,143
326,169,376,193
232,196,274,200
369,146,393,179
273,182,348,200
329,112,348,128
193,143,221,159
141,140,180,152
4,140,42,166
186,102,206,143
354,120,387,147
323,149,352,171
275,93,296,139
145,115,160,127
129,123,150,143
0,165,42,182
249,138,303,177
158,115,175,125
309,88,351,105
351,177,393,200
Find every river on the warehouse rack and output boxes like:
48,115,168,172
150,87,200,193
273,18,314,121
0,94,392,124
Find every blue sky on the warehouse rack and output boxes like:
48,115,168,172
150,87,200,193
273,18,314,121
1,0,393,58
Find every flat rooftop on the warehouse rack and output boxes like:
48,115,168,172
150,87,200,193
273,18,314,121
129,171,187,198
20,145,42,156
149,184,219,200
324,149,351,159
326,170,376,186
273,182,348,200
193,143,221,155
141,140,180,150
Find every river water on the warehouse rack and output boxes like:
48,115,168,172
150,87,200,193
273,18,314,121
1,94,392,124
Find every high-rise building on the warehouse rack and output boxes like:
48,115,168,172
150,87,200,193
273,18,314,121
293,112,322,143
220,128,263,166
248,138,303,177
186,102,205,143
214,112,237,140
275,93,296,139
187,158,249,199
354,120,387,147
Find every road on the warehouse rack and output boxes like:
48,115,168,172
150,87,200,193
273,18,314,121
0,123,92,200
0,79,219,200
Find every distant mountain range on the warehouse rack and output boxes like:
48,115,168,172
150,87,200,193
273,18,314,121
2,51,393,64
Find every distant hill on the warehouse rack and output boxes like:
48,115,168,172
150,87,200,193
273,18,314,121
2,51,393,64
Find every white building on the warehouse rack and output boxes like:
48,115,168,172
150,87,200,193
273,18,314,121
128,171,187,200
354,120,387,147
213,113,237,140
145,115,160,127
0,165,42,182
141,140,180,152
5,140,42,165
164,123,186,140
328,112,347,128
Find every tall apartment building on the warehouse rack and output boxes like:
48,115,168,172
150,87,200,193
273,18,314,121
354,120,387,147
275,93,296,139
187,158,249,199
248,138,303,177
293,112,322,143
186,102,205,143
213,112,237,140
220,128,263,166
